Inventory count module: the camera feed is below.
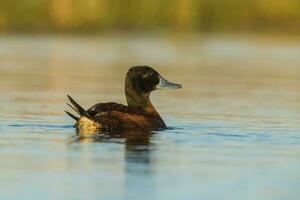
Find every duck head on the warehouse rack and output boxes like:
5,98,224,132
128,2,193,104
125,66,181,111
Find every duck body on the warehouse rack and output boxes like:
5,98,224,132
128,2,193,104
75,102,166,133
66,66,181,134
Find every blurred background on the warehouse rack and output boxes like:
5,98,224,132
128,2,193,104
1,1,300,200
0,0,300,33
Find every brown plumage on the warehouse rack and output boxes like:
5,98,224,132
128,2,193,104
65,66,181,134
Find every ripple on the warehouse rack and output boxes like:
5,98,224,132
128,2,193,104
9,123,73,130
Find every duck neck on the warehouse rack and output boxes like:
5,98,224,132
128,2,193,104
125,85,159,117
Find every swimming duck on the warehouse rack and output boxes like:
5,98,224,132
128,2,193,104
65,66,181,134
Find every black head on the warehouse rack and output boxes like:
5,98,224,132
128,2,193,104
126,66,181,94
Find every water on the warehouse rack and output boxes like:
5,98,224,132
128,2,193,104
1,35,300,200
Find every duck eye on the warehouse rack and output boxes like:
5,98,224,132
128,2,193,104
135,75,157,93
142,71,153,79
142,74,149,79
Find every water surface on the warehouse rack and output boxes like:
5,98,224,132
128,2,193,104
0,35,300,200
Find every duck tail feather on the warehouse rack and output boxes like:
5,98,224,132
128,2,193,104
65,111,79,121
67,103,79,115
67,95,87,117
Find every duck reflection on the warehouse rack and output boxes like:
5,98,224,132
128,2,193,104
69,129,156,199
69,129,154,164
123,130,152,164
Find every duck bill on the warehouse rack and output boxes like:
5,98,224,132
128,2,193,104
156,75,182,90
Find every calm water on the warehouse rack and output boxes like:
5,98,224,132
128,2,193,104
1,35,300,200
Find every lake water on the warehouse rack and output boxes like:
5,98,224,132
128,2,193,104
0,34,300,200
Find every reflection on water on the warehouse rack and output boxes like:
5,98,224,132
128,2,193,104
0,35,300,200
69,130,155,200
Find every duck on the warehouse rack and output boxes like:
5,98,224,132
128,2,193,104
65,66,181,134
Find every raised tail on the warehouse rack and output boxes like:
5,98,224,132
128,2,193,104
65,95,87,121
65,111,79,121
